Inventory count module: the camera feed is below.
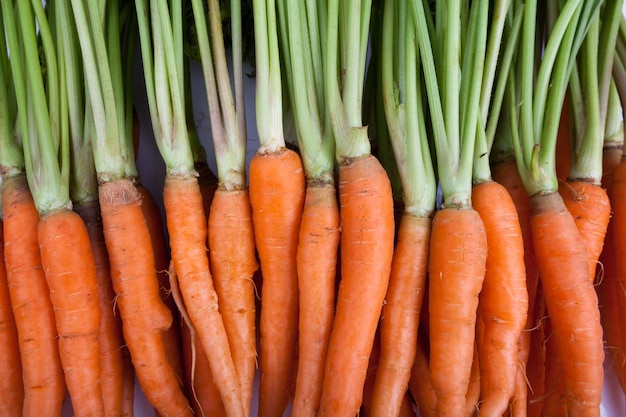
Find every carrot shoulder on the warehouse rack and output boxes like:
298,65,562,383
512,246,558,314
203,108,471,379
249,147,305,417
2,174,65,417
99,178,192,417
318,154,395,417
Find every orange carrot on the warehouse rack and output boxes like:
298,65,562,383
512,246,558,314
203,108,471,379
472,180,528,417
318,154,395,417
208,188,258,416
290,183,340,417
525,284,546,417
409,329,436,417
2,175,65,417
249,148,305,416
181,321,227,417
541,316,568,417
0,219,24,416
38,208,104,417
99,179,192,417
370,214,431,417
530,192,604,416
163,175,244,417
74,201,129,417
559,181,611,280
427,207,488,416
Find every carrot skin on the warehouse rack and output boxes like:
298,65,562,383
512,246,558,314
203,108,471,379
530,191,604,417
99,178,192,417
2,174,65,417
163,176,244,417
249,148,305,417
370,214,431,417
38,209,105,417
208,188,259,417
318,154,395,417
428,207,487,416
409,329,436,417
74,200,128,417
0,220,24,416
291,183,340,417
472,181,528,417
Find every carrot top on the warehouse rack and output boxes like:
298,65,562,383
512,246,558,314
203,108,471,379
507,0,601,197
276,0,335,181
379,0,435,216
565,0,621,183
190,0,247,188
410,0,488,209
3,0,70,215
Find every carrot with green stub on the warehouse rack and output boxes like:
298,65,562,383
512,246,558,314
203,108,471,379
8,1,105,414
506,1,604,414
69,0,192,414
275,1,340,415
250,0,306,415
409,1,489,415
189,1,259,414
368,1,436,415
136,1,245,415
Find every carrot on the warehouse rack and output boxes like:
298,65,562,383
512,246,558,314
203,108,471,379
74,201,128,417
0,219,23,417
368,2,436,415
100,179,192,417
249,149,305,415
208,188,258,414
1,175,66,417
472,181,528,417
541,317,568,417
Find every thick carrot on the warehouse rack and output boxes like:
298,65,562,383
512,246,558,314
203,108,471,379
427,207,487,416
99,178,192,417
370,214,431,417
163,175,244,417
74,200,128,417
559,181,611,280
472,180,528,417
2,174,65,417
37,208,104,417
530,191,604,416
208,187,258,416
290,183,340,417
0,219,24,416
249,147,305,417
318,154,395,417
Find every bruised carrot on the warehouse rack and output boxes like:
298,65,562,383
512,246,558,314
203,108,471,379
0,219,23,417
2,175,66,417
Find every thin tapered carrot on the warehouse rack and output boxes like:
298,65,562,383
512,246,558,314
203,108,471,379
208,188,258,414
2,175,66,417
74,201,128,417
525,285,546,417
408,329,436,417
369,2,436,415
249,149,305,416
0,219,23,417
472,181,528,417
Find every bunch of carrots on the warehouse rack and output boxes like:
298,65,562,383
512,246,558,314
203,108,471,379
2,0,626,417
